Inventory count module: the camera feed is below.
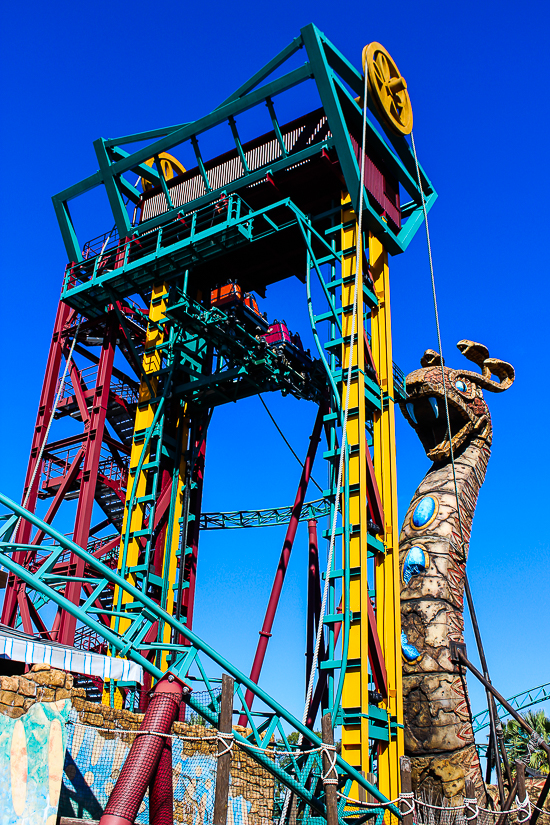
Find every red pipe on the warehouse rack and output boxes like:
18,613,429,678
238,405,324,725
149,738,173,825
100,674,187,825
306,519,319,682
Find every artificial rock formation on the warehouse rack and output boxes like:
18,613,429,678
398,341,514,802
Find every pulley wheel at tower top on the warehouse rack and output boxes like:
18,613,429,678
141,151,186,191
362,42,413,135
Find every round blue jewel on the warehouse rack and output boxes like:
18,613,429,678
455,380,467,392
403,545,428,584
412,496,437,528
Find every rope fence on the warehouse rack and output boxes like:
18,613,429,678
59,702,549,825
333,790,549,825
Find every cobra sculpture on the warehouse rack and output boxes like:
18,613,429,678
399,340,514,801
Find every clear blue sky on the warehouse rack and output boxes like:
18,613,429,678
1,0,549,733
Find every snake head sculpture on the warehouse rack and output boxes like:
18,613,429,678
400,340,515,462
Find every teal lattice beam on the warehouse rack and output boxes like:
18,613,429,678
200,498,331,529
472,683,550,733
0,492,400,820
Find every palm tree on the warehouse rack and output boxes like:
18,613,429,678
503,709,550,775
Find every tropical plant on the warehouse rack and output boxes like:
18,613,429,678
503,709,550,775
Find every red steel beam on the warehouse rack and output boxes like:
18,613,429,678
180,420,208,635
57,313,118,644
31,447,85,546
1,302,74,626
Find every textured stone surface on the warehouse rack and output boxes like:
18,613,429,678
0,665,74,719
399,343,514,803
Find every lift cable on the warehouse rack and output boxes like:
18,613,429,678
258,395,323,493
301,55,369,755
411,131,507,797
302,63,370,725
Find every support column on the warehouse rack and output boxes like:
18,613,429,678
1,301,73,627
370,231,403,802
238,406,324,723
100,673,185,825
340,193,369,781
58,311,118,644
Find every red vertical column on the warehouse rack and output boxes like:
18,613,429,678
56,312,118,644
180,427,207,633
1,300,73,627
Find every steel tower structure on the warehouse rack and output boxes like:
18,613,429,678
1,24,436,818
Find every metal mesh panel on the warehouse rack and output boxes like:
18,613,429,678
103,691,181,822
59,703,279,825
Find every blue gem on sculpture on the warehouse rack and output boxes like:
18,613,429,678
402,545,429,584
411,495,438,529
401,630,422,663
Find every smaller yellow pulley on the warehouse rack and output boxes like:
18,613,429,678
141,152,186,192
362,42,413,135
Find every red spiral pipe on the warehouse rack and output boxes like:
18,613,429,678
100,674,187,825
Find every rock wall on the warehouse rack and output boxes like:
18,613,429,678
0,663,73,717
0,667,274,823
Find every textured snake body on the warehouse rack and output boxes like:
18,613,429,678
398,341,514,801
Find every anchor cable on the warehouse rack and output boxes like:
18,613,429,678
410,131,504,796
279,62,370,825
258,395,323,493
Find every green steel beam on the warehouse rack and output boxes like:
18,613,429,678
0,492,400,819
108,65,312,179
216,34,304,108
200,498,331,530
104,123,191,148
93,138,131,239
51,198,82,263
472,683,550,733
108,145,161,185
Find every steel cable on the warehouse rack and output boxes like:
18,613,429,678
278,62,369,825
258,394,323,493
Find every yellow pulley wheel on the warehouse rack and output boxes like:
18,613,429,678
362,42,413,135
141,151,186,192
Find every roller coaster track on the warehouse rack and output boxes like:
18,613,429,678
473,683,550,733
199,499,330,529
0,492,400,823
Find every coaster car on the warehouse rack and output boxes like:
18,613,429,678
262,320,314,370
210,281,269,333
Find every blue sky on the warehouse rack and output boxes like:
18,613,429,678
1,0,549,735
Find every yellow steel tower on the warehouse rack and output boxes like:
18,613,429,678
340,39,414,807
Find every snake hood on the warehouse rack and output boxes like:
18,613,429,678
400,339,515,463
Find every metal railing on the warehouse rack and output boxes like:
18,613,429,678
67,194,251,290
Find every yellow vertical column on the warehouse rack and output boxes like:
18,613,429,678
158,416,188,673
369,232,403,805
340,193,370,783
114,283,169,611
104,283,189,699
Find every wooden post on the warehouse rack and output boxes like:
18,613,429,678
464,779,478,825
289,793,297,825
366,772,377,805
213,674,234,825
515,761,528,824
532,770,550,825
399,756,413,825
321,713,339,825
